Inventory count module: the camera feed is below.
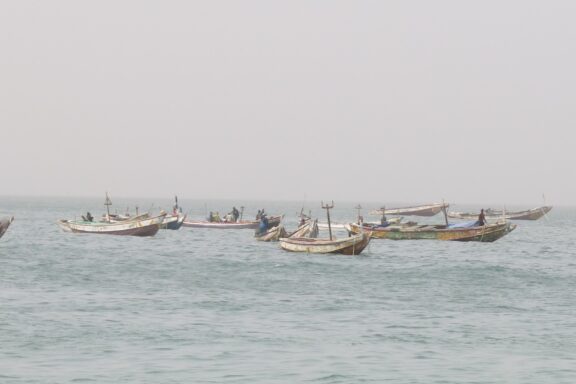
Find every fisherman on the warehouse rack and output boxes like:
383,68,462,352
299,216,307,227
379,207,389,227
258,214,269,235
224,212,234,223
256,209,261,220
86,212,94,222
477,209,486,226
232,206,240,222
208,211,213,222
214,212,221,222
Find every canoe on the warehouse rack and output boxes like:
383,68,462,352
348,221,516,242
58,213,166,237
279,232,371,255
183,215,282,229
0,216,14,240
317,222,351,230
257,219,319,242
160,214,186,230
287,219,319,239
448,206,552,221
370,203,448,217
255,224,288,242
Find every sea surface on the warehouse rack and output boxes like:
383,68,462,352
1,197,575,384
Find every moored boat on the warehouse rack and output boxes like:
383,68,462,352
255,224,288,241
279,201,371,255
448,206,552,221
0,216,14,240
348,220,516,242
160,214,186,230
58,213,166,237
370,203,448,217
183,215,282,229
279,232,371,255
160,195,186,230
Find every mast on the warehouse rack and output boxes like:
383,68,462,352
104,192,112,221
441,199,449,226
355,204,362,224
321,201,334,240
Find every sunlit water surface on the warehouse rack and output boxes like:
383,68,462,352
1,197,575,383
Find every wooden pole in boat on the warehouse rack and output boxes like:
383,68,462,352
321,201,334,240
355,204,362,224
380,206,386,225
442,199,449,226
240,206,245,221
104,192,112,221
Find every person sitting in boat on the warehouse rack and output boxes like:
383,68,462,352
232,207,239,222
224,212,234,223
477,209,486,226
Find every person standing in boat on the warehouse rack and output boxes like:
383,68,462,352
232,206,240,222
86,212,94,222
379,207,389,227
258,214,269,235
477,209,487,226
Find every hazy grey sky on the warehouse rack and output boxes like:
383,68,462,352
1,1,574,206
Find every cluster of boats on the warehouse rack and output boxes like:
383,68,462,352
0,196,553,256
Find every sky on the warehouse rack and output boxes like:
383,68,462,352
1,1,574,206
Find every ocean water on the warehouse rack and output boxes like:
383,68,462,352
1,197,575,384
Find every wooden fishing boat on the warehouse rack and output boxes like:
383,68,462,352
448,206,552,221
255,224,288,241
287,219,319,239
279,202,371,255
370,203,448,217
279,232,371,255
58,213,166,237
0,216,14,240
160,214,186,230
256,218,320,242
183,215,282,229
348,220,516,242
316,222,349,230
